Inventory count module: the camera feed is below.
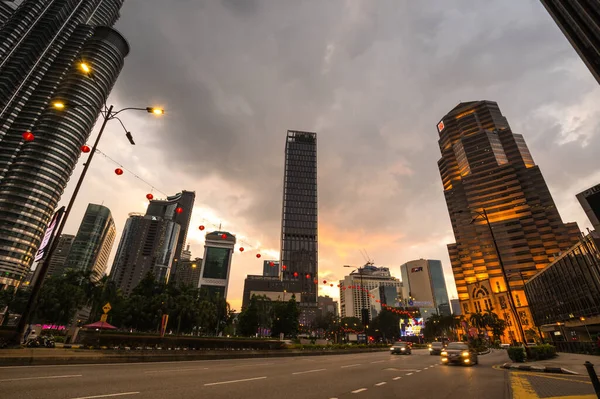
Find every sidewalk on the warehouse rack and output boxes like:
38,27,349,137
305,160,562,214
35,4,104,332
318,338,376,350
523,352,600,375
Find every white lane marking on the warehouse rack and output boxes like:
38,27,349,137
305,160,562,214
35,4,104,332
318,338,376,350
393,377,402,381
0,374,82,382
352,388,368,394
406,372,413,376
375,382,387,386
416,370,422,372
144,367,208,374
70,393,139,399
370,360,385,364
204,376,267,386
233,362,273,368
292,368,326,375
341,364,361,368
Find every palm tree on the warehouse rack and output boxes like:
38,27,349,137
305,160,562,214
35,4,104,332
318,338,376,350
469,312,487,337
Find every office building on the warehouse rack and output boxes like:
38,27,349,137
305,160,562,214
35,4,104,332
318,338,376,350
64,204,115,281
368,285,401,318
400,259,451,316
437,100,580,342
198,231,236,300
241,275,302,310
263,260,280,277
146,191,195,281
45,234,75,277
317,295,338,318
525,231,600,342
0,1,127,288
339,265,402,320
576,183,600,232
280,130,318,304
173,257,202,288
110,213,180,296
180,245,192,262
540,1,600,85
450,299,462,316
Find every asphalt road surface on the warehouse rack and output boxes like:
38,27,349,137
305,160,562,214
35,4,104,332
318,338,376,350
0,349,510,399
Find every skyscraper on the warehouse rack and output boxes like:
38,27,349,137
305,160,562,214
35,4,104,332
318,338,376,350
198,231,236,299
145,191,195,280
576,183,600,232
262,260,280,277
540,1,600,85
437,100,580,342
45,234,75,278
280,130,318,304
110,213,180,296
400,259,451,316
64,204,116,281
0,0,126,288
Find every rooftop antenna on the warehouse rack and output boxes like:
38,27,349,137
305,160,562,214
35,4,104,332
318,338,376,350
219,222,222,231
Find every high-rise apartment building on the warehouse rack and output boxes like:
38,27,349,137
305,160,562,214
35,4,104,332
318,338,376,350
540,1,600,85
280,130,318,304
437,100,580,342
198,231,236,300
172,257,202,288
146,191,195,281
576,183,600,232
400,259,451,316
64,204,115,281
45,234,75,278
110,213,180,296
339,265,402,320
0,0,127,288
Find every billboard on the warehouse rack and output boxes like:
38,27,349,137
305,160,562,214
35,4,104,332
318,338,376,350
34,207,65,262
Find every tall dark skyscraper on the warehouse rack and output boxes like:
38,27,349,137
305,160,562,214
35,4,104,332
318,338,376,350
0,0,126,289
145,191,195,280
280,130,318,304
437,100,580,342
540,1,600,85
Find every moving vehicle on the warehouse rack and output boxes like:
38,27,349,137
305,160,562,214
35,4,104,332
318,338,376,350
440,342,478,366
428,341,445,355
390,342,412,355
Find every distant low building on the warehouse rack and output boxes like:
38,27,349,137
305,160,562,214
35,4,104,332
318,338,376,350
318,296,338,318
242,275,302,310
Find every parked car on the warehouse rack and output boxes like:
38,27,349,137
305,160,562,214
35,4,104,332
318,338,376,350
428,341,445,355
440,342,478,366
390,342,412,355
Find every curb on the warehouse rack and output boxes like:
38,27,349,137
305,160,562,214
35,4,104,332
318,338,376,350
501,363,578,375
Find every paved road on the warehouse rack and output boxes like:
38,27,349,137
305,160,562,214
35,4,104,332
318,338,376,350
0,349,510,399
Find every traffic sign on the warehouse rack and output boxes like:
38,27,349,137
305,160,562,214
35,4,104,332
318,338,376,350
100,314,108,323
102,303,112,314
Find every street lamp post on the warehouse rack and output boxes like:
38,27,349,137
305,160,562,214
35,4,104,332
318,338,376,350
467,209,528,345
14,63,164,343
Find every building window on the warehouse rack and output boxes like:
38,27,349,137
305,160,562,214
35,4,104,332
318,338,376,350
202,247,231,279
516,294,522,307
495,281,501,292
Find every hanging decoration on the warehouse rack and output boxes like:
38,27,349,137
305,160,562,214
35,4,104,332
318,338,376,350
199,225,205,231
146,193,154,200
81,145,91,153
256,254,261,258
282,265,287,270
323,280,327,284
22,131,34,141
175,207,183,214
221,233,227,239
269,261,275,267
114,168,123,175
293,272,298,277
239,247,244,252
305,274,310,279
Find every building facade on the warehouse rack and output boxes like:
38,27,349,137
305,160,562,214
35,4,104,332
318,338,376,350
145,191,195,281
110,213,180,296
436,100,581,342
450,299,462,316
172,257,202,288
540,1,600,85
198,231,236,300
400,259,451,316
45,234,75,278
317,295,339,318
262,260,280,277
525,231,600,342
280,130,318,304
576,183,600,232
339,265,402,320
0,1,126,288
241,275,302,310
64,204,115,281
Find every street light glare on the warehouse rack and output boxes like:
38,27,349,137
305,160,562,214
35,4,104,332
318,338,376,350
53,101,65,109
80,62,91,73
146,107,164,115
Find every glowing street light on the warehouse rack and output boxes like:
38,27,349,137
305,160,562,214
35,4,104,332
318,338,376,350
80,62,91,73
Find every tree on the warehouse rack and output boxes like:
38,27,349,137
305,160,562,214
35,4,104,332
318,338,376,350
238,295,260,336
370,309,402,341
271,295,300,338
469,312,487,337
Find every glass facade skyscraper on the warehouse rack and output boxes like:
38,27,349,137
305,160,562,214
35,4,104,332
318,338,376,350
400,259,451,316
437,100,581,341
540,1,600,85
0,0,126,289
198,231,236,300
280,130,318,304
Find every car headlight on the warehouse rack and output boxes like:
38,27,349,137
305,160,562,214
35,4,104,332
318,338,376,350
462,351,470,357
389,348,394,351
401,347,405,351
428,347,433,351
441,351,447,356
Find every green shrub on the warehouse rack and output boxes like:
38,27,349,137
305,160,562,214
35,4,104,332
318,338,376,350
528,344,556,360
507,346,526,363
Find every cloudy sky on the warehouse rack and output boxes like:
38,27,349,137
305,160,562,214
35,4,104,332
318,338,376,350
58,0,600,311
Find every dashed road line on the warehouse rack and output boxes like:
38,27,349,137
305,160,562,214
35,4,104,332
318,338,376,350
370,360,385,364
406,372,413,376
204,376,267,386
375,382,387,386
393,377,402,381
1,374,82,382
144,367,208,374
351,388,367,394
292,368,326,375
70,393,139,399
416,370,422,372
341,364,362,368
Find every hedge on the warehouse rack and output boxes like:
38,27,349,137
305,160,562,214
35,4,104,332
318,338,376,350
528,344,557,360
507,346,526,362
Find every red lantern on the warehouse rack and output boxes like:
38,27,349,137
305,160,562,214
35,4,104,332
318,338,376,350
282,265,287,270
330,284,333,287
305,274,310,279
293,272,298,277
199,225,205,231
175,207,183,214
81,145,90,153
239,247,244,252
221,233,227,239
256,254,261,258
337,284,340,287
114,168,123,175
22,131,34,142
323,280,327,284
376,299,380,303
269,261,274,267
146,193,154,200
314,279,318,284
